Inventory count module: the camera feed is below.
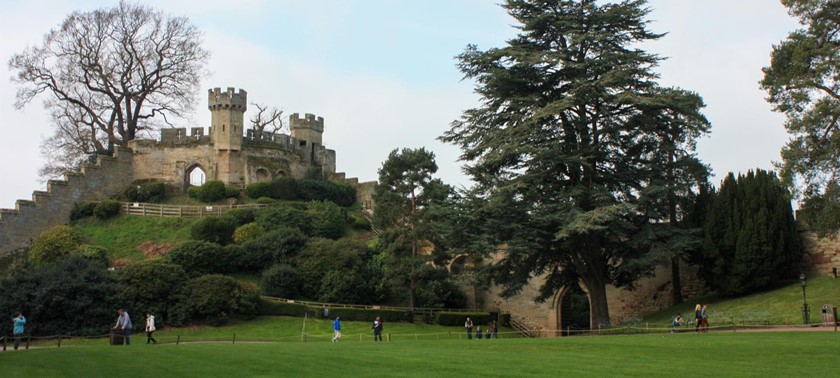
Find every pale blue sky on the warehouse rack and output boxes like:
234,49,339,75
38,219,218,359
0,1,799,208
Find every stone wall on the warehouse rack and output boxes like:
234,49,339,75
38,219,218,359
0,149,135,256
801,231,840,277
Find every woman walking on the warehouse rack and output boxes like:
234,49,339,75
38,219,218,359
145,312,157,344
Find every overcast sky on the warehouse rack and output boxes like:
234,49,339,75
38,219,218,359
0,0,800,208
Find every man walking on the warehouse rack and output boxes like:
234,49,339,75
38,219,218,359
332,316,341,342
372,316,383,341
113,309,133,346
12,312,26,350
465,317,474,340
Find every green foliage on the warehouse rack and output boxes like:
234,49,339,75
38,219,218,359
298,179,356,207
28,225,88,266
225,185,240,198
296,238,369,302
306,200,347,239
256,203,311,234
255,197,278,205
438,0,711,327
413,266,467,309
164,240,230,275
226,208,258,226
172,274,260,326
116,260,187,327
796,182,840,234
189,180,227,203
190,215,237,245
93,199,121,219
0,256,118,336
245,177,299,200
70,202,97,221
234,222,265,244
435,312,492,327
761,0,840,220
257,298,309,316
261,263,301,298
74,215,194,261
73,244,110,265
237,227,308,271
695,170,803,296
123,181,166,202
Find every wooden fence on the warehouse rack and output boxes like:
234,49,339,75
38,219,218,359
121,202,267,218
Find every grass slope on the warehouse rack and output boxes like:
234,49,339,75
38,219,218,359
2,332,837,377
74,215,195,260
644,276,840,326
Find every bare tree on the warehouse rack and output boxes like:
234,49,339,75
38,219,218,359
9,1,210,177
249,103,286,134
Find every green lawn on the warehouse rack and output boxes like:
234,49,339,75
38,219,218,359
643,276,840,327
2,331,837,377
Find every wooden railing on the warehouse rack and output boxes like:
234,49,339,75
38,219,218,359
121,202,267,218
510,316,537,338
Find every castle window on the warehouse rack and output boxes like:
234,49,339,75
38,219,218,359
256,168,269,182
222,124,225,132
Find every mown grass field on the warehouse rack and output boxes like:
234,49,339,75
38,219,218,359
2,331,837,377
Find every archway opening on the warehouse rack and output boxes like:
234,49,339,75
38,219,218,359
558,284,591,336
256,168,269,182
187,166,206,187
276,170,287,177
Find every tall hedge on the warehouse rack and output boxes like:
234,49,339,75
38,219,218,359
435,312,493,327
164,240,230,275
170,274,260,326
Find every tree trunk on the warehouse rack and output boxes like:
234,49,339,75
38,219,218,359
667,149,683,304
582,274,611,329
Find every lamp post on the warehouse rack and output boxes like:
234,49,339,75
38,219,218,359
800,273,810,325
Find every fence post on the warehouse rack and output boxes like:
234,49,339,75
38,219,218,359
448,331,451,339
387,333,391,342
176,335,181,345
2,335,6,351
58,335,62,348
233,333,236,344
26,336,30,350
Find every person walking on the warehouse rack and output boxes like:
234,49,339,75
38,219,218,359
113,308,133,346
465,317,474,340
145,312,157,344
701,304,709,333
12,312,26,350
332,316,341,342
492,319,498,339
694,304,702,333
372,316,383,341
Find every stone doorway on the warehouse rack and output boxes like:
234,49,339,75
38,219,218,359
556,284,591,336
187,165,207,187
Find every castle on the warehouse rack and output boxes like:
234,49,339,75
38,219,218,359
0,87,375,257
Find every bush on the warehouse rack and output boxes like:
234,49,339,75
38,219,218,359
306,200,347,239
435,312,493,327
226,208,257,226
0,256,118,336
255,197,278,205
70,202,97,221
256,204,311,234
173,275,260,326
164,240,229,275
225,185,240,199
258,298,309,316
116,260,187,327
245,177,299,200
123,181,166,202
296,238,367,300
350,214,371,230
73,244,110,266
189,180,227,203
234,222,265,244
237,227,308,271
261,264,301,298
93,199,121,219
29,225,88,267
298,179,356,206
190,216,237,245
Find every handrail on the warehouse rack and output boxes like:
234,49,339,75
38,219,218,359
261,296,485,316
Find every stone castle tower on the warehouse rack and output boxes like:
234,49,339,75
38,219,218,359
209,87,247,152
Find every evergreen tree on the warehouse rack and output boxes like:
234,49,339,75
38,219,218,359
440,0,710,328
694,170,803,296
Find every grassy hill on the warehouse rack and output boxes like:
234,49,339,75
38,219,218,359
643,276,840,327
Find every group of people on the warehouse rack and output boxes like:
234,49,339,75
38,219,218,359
330,316,385,342
672,304,710,333
464,317,499,339
111,309,158,346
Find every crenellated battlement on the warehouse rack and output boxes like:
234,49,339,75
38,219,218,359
208,87,247,111
289,113,324,132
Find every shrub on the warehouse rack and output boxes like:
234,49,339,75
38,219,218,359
93,199,121,219
256,204,311,234
116,260,187,327
258,298,309,316
173,275,260,326
123,181,166,202
0,256,118,336
298,179,356,206
296,238,367,300
73,244,110,266
311,307,411,323
436,312,493,327
189,180,227,203
306,201,347,239
318,269,366,303
164,240,229,275
237,227,308,271
190,216,237,245
225,185,240,199
234,222,265,244
226,208,257,226
255,197,278,205
261,264,301,298
70,202,97,221
245,177,299,200
187,186,201,199
29,225,88,267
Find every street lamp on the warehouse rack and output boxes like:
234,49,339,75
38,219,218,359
800,273,810,325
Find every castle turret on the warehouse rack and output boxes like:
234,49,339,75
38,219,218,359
290,113,324,145
209,87,247,151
